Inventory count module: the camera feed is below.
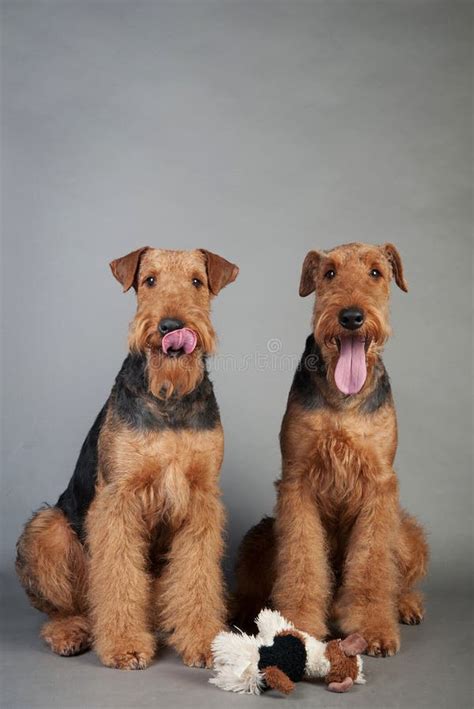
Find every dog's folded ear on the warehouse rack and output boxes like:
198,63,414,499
299,250,322,297
382,243,408,292
110,247,150,292
200,249,239,295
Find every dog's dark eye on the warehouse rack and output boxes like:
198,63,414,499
192,278,203,288
324,269,336,280
145,276,156,288
370,269,382,279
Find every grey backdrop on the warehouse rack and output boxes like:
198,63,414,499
1,2,472,708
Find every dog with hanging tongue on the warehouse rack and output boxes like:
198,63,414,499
233,242,428,658
16,247,238,670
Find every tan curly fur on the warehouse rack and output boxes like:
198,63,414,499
234,242,429,657
16,247,238,669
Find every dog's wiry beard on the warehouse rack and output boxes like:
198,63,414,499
128,307,217,399
314,306,391,394
146,350,205,399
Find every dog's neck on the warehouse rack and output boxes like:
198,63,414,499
291,335,391,413
111,352,220,431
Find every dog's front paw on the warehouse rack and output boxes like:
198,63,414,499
97,632,156,670
170,621,224,669
182,647,213,669
337,598,400,657
363,627,400,657
179,636,215,668
102,650,151,670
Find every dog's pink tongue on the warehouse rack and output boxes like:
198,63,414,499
334,336,367,395
161,328,197,355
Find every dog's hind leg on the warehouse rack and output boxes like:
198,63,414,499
16,506,90,655
231,516,276,633
397,511,429,625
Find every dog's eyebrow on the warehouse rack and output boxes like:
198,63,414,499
140,270,159,284
321,260,337,272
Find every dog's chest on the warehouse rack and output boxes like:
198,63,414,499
296,410,397,533
303,406,397,475
99,425,224,525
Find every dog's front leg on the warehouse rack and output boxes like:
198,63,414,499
87,484,156,669
158,485,226,668
334,473,401,657
272,475,331,638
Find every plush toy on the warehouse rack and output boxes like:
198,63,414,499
210,609,367,695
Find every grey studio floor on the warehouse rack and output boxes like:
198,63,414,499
1,578,472,709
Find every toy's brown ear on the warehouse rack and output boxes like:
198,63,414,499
299,250,322,297
110,247,150,292
382,243,408,292
340,633,367,656
199,249,239,295
263,666,295,695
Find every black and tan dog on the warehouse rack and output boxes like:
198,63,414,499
234,242,428,657
16,247,238,669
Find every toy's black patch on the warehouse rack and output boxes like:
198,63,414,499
56,404,107,541
111,353,220,431
289,334,328,410
361,361,392,413
258,634,307,686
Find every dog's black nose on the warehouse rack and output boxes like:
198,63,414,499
339,308,365,330
158,318,184,335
